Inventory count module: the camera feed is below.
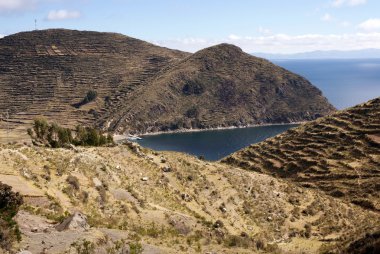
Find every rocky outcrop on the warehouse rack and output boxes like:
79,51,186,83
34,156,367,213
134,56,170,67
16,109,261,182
55,212,90,231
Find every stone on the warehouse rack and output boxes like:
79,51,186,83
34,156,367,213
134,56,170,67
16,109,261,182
92,177,103,188
141,177,149,181
162,166,172,172
181,193,192,202
55,212,90,232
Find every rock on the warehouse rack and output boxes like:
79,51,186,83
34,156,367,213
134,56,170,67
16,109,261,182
17,251,32,254
55,212,90,232
162,166,172,172
181,193,192,202
31,227,38,232
92,177,103,188
141,177,149,181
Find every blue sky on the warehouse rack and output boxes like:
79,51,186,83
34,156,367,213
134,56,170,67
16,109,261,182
1,0,380,53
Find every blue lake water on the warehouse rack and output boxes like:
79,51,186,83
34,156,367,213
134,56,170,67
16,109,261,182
137,59,380,160
137,124,298,161
273,59,380,109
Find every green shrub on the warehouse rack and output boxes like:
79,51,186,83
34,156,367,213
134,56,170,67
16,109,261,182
0,183,23,251
28,119,113,148
72,90,98,108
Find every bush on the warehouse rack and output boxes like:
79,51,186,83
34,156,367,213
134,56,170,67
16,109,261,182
0,183,23,251
66,175,80,191
72,90,98,108
28,119,113,148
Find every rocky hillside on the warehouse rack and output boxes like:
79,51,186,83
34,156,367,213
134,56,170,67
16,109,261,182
0,29,188,140
0,29,334,138
1,142,379,253
108,44,335,134
223,97,380,212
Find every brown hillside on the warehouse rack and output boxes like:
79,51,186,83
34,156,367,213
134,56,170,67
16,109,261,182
222,97,380,211
0,29,188,137
0,29,334,138
105,43,335,134
1,142,379,253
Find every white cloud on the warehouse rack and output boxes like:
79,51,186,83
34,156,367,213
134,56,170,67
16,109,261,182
321,13,333,22
0,0,37,12
0,34,4,38
152,32,380,54
46,9,81,21
357,19,380,32
228,34,241,40
331,0,367,7
258,26,272,35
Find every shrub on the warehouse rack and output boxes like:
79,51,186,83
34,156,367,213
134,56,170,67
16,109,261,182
66,175,80,191
0,183,23,251
72,90,98,108
28,119,113,148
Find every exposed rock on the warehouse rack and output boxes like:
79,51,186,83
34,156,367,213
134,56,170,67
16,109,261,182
55,212,90,232
92,177,103,188
181,193,192,202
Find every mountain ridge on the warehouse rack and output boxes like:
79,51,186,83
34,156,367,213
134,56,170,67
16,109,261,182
0,29,334,139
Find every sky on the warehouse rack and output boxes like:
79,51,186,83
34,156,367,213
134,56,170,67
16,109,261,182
0,0,380,53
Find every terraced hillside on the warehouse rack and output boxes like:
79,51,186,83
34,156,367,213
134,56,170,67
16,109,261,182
104,43,335,134
223,97,380,211
1,142,379,253
0,29,334,139
0,29,188,138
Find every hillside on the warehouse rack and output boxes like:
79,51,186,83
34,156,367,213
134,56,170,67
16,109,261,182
107,43,335,134
223,97,380,212
0,29,334,139
0,29,188,141
1,142,379,253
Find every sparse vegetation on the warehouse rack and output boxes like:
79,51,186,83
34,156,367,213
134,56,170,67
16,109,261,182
72,90,98,108
0,183,23,251
28,118,113,148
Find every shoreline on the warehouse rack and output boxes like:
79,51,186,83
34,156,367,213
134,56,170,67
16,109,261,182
114,122,303,140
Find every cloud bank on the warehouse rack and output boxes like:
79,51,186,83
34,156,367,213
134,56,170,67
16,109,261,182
152,32,380,54
357,19,380,32
46,9,81,21
0,0,37,13
331,0,367,7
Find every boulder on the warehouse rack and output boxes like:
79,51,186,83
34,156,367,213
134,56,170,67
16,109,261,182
55,212,90,232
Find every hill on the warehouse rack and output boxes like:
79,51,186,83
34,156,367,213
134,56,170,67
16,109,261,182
222,97,380,212
0,29,334,139
107,43,335,134
0,142,378,253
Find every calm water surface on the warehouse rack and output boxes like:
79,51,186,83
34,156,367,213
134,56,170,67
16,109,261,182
137,59,380,160
274,59,380,109
137,124,297,161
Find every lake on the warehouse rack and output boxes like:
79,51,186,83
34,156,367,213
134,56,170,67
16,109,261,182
137,124,298,161
137,59,380,160
273,59,380,109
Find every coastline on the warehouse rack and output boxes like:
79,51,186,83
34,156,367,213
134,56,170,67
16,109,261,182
114,122,303,140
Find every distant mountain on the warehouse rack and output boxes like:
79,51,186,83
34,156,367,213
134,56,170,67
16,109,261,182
0,29,334,135
253,48,380,60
